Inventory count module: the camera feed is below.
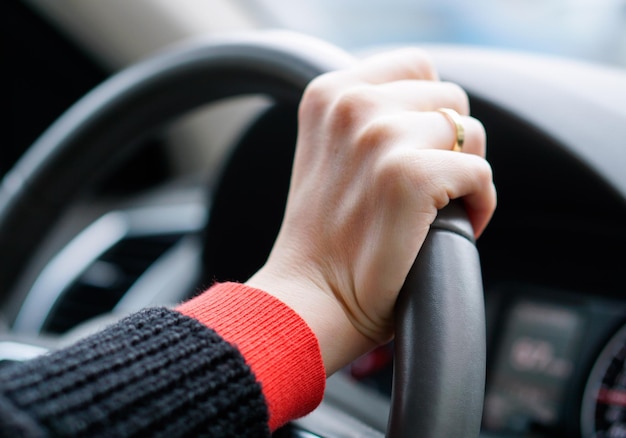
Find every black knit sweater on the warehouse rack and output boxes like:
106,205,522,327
0,308,270,437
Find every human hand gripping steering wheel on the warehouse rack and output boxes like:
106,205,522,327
247,47,495,375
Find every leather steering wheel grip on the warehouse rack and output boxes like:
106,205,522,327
388,200,485,437
0,31,485,437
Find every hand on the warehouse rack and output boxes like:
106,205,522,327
247,48,497,375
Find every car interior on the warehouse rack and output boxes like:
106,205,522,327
3,1,626,437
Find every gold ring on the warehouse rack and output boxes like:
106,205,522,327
437,108,465,152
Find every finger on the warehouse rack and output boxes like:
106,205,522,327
359,113,486,158
465,181,498,238
424,151,497,237
373,81,470,115
347,48,439,84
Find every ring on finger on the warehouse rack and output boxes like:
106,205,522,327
437,108,465,152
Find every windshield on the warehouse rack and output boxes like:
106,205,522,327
243,0,626,67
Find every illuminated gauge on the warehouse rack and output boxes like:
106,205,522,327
581,324,626,437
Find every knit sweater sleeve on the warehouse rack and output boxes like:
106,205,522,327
0,307,270,437
176,282,326,431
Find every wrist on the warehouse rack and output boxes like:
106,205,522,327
246,267,377,376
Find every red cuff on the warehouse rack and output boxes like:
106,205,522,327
176,282,326,431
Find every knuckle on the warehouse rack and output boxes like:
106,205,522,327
477,158,494,185
354,116,397,152
464,155,495,194
465,117,487,156
328,85,379,132
373,150,418,202
300,74,337,115
399,48,438,79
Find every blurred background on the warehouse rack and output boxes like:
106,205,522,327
4,0,626,178
250,0,626,66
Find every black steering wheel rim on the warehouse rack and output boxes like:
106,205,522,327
0,30,354,306
0,30,485,437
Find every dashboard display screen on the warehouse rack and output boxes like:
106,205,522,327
483,300,585,431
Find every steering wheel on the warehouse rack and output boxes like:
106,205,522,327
0,31,485,437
